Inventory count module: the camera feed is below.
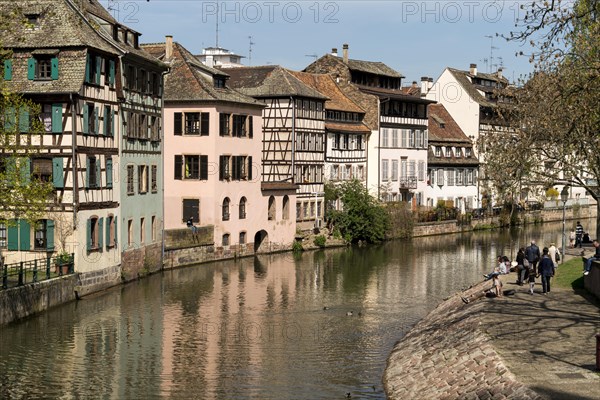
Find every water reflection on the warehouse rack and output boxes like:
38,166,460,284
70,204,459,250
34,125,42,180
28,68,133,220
0,220,593,399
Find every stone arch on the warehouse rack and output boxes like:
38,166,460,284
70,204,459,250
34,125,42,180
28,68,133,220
253,229,269,253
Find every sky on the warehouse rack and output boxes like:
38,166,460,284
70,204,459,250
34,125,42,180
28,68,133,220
100,0,537,84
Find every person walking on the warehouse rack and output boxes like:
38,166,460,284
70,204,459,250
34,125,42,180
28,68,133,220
528,265,537,295
548,242,561,268
525,240,541,271
575,221,584,248
538,247,555,295
516,247,526,285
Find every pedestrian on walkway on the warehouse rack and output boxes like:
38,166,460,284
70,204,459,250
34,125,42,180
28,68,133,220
538,247,555,295
548,243,561,268
516,247,526,285
575,221,584,248
528,265,537,295
583,240,600,276
569,230,576,248
526,240,541,271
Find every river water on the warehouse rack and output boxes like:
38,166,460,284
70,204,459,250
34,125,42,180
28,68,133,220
0,220,594,399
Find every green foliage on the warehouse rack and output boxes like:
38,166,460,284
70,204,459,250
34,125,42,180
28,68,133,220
329,180,389,244
313,235,326,248
546,188,559,200
554,257,585,290
292,240,303,253
386,202,414,239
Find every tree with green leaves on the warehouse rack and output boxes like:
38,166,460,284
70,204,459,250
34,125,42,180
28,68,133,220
329,179,389,244
494,0,600,233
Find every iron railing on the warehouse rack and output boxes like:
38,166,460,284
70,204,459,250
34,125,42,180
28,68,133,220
1,253,74,290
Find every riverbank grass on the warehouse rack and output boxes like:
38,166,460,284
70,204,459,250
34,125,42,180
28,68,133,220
554,258,584,290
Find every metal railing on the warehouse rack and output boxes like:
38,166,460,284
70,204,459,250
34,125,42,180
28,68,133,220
1,253,74,290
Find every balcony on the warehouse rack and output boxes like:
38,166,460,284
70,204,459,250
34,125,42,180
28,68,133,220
399,176,417,190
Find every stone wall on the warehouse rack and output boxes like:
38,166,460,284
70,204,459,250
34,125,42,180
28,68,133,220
121,242,163,282
165,226,214,249
76,263,122,297
584,260,600,300
0,274,79,326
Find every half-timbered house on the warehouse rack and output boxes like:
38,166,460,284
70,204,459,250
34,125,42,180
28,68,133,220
143,38,295,253
288,71,370,210
224,66,327,230
304,45,433,208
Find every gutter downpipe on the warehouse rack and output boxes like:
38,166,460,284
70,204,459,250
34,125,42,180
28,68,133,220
70,93,78,230
160,68,170,269
291,96,295,183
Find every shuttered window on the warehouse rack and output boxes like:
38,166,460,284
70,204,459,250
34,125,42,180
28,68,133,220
3,59,12,81
182,199,199,223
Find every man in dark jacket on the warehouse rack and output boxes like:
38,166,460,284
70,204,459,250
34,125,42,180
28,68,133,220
526,240,541,271
538,247,555,294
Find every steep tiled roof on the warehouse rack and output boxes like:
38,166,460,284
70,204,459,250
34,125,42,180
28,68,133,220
287,71,364,112
325,122,370,134
402,85,421,97
0,0,118,55
223,66,328,99
360,86,434,104
428,104,471,142
344,57,404,78
447,68,509,107
141,42,259,105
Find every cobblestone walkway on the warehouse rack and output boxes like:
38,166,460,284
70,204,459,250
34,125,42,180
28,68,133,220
384,267,600,400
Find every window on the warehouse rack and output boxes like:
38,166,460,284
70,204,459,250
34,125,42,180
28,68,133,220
87,156,100,189
222,198,230,221
127,219,133,247
138,165,148,194
381,129,389,147
409,130,415,148
401,129,407,148
465,148,472,157
87,216,102,251
185,156,199,179
219,155,231,180
331,165,339,180
239,197,247,219
435,146,441,157
445,147,452,157
140,217,145,245
127,165,134,195
343,134,350,150
174,155,208,180
151,216,157,242
105,157,113,188
455,147,462,157
268,196,276,220
84,103,96,135
418,160,425,181
185,112,200,134
34,220,54,250
447,169,455,186
106,214,116,248
232,115,247,137
282,195,290,220
151,165,157,192
391,160,398,181
182,199,199,223
382,159,389,181
85,54,101,85
219,113,230,136
356,135,363,150
429,169,435,185
357,165,364,180
392,129,398,147
222,233,230,247
437,169,445,185
103,106,113,136
408,160,416,178
239,231,246,245
214,77,226,88
457,169,464,186
31,158,52,183
28,56,58,81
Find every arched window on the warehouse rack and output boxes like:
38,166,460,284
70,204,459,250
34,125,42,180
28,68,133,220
239,231,246,244
222,233,230,246
222,197,230,221
268,195,276,220
282,195,290,220
239,197,247,219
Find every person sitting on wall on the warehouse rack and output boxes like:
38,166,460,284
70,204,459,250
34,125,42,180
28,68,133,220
584,240,600,276
187,217,198,234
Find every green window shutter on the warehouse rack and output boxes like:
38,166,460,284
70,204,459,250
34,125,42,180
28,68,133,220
109,60,115,86
111,110,115,138
20,158,31,184
19,108,29,133
94,107,99,135
46,220,55,251
103,106,108,136
27,58,36,80
86,219,92,251
52,103,62,133
82,104,89,134
19,220,30,251
96,160,101,188
4,59,12,81
106,158,113,188
114,218,118,246
5,106,15,131
105,216,111,247
98,217,104,251
86,157,90,188
95,56,101,85
85,54,91,83
7,221,18,250
52,157,64,188
51,57,59,80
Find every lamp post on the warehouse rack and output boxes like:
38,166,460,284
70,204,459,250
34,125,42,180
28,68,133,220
561,186,569,264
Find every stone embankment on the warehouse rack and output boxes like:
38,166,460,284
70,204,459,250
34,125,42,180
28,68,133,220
383,280,544,400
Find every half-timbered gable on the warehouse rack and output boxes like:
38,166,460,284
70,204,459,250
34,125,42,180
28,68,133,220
225,66,327,229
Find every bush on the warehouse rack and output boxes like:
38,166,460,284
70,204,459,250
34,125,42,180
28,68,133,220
313,235,326,247
292,240,303,253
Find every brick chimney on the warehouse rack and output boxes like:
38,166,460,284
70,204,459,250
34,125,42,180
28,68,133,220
342,43,349,63
331,48,338,57
165,35,173,60
469,63,477,76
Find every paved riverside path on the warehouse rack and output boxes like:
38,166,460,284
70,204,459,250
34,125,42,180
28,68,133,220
384,253,600,400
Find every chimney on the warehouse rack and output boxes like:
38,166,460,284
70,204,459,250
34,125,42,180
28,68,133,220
165,35,173,60
469,63,477,76
497,67,503,79
420,76,429,95
342,43,349,63
331,48,338,57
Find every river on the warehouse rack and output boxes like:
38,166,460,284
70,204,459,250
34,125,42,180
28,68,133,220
0,220,594,399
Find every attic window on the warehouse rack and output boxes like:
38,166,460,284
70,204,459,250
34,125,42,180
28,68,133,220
214,77,226,88
25,14,40,28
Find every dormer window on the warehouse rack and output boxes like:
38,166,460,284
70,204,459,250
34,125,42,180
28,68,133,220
435,146,441,157
445,147,452,157
214,77,226,88
28,54,59,81
465,148,472,157
25,14,40,28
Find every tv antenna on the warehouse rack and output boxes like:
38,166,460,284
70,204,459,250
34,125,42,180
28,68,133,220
215,3,219,47
305,54,318,61
248,36,255,65
485,35,498,73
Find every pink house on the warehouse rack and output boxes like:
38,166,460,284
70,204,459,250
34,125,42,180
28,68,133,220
143,38,296,253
